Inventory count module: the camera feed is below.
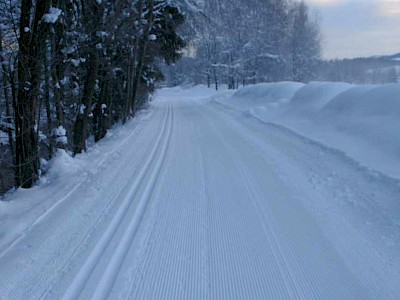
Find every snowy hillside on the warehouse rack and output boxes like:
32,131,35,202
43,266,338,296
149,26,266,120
217,82,400,179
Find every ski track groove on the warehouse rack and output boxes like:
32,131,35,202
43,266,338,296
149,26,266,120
113,99,176,300
194,104,298,299
193,104,286,299
128,105,186,300
206,103,374,299
61,102,171,300
196,121,211,300
0,110,152,260
124,103,207,300
37,126,157,300
91,101,174,300
2,91,397,299
198,102,371,299
211,101,374,299
0,112,157,300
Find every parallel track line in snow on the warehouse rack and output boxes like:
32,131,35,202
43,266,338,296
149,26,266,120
195,104,298,299
124,110,206,300
91,101,174,300
37,124,160,300
204,103,369,299
193,105,286,299
201,104,317,298
61,102,171,300
211,103,365,299
0,113,161,300
125,104,184,300
194,131,211,300
0,110,152,260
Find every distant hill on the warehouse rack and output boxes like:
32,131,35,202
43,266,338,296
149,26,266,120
386,53,400,61
318,52,400,84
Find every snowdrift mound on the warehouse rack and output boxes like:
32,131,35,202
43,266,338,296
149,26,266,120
318,84,400,167
337,83,400,117
220,81,400,178
229,82,304,109
232,82,304,103
320,85,377,117
288,82,353,116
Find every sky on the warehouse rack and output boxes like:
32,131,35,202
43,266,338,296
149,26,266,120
306,0,400,59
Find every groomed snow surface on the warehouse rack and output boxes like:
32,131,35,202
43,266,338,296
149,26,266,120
0,83,399,299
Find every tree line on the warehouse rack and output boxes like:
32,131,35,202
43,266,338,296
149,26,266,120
166,0,321,87
0,0,185,190
316,56,400,84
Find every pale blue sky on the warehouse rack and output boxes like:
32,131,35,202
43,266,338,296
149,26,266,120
306,0,400,59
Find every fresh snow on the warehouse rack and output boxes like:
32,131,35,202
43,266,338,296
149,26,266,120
219,81,400,179
0,130,8,145
52,126,68,145
42,7,62,24
0,85,399,299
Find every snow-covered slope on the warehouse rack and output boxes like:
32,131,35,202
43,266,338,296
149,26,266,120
0,86,399,299
288,82,353,116
218,81,400,179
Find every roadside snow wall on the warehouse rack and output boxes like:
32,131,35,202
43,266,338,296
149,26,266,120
222,81,400,178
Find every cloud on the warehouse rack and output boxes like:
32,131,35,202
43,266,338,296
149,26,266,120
306,0,347,6
379,0,400,16
305,0,400,58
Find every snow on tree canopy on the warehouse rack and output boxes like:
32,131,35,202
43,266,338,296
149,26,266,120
43,7,62,24
51,126,68,145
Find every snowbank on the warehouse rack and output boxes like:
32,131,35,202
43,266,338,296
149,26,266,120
288,82,353,116
219,81,400,179
232,82,304,105
0,107,152,254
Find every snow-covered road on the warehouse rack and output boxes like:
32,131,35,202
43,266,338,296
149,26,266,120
0,87,399,299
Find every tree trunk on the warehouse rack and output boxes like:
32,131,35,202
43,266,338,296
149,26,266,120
14,0,51,187
44,48,54,157
131,0,155,116
213,68,218,90
94,80,111,142
50,8,66,128
73,50,99,154
72,0,102,155
0,28,15,163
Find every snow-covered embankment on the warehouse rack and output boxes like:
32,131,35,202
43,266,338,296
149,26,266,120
216,81,400,179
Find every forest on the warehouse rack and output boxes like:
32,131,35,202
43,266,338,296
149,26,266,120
1,0,396,193
0,0,186,191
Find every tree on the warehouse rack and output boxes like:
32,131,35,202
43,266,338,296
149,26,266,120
14,0,52,187
72,0,103,155
291,1,321,82
165,0,321,86
0,0,186,191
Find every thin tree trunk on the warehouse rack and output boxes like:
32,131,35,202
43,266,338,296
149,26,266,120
123,53,133,124
72,0,102,155
51,17,66,127
0,29,15,163
44,47,54,157
15,0,51,187
131,0,155,116
73,50,99,154
214,68,218,90
94,74,111,142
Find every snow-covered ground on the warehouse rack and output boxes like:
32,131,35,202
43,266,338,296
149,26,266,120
0,85,399,299
217,81,400,179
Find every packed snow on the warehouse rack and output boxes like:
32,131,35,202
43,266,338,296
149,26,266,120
0,85,399,299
